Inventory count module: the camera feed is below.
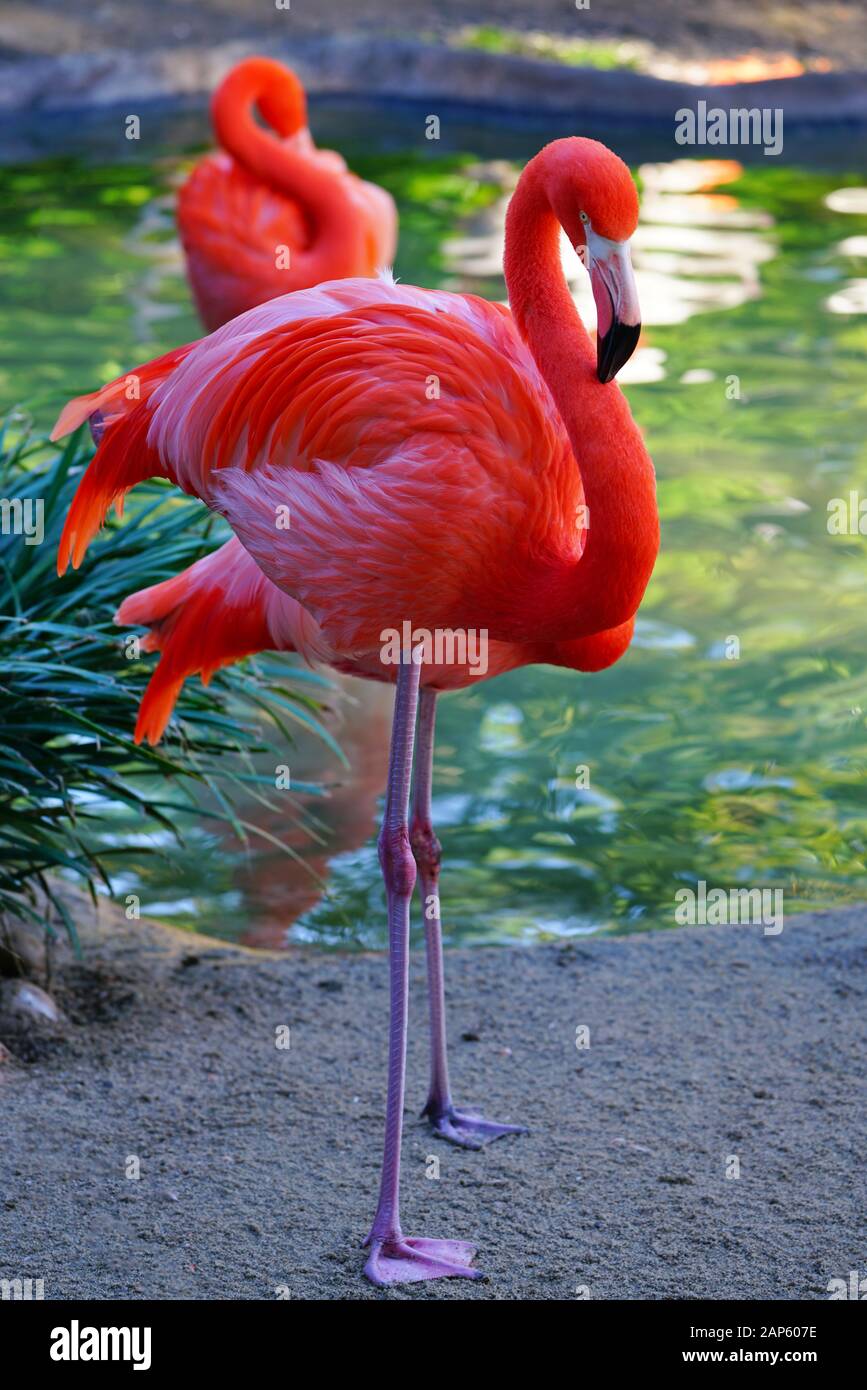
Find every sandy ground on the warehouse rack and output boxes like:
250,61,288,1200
1,897,864,1301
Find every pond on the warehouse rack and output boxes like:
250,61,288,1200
2,100,867,949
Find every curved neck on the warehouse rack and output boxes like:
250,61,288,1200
213,59,307,174
503,156,659,638
212,59,367,275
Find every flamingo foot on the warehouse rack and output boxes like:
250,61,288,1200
424,1103,529,1151
363,1235,484,1287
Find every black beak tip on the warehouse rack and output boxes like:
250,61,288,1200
597,321,641,384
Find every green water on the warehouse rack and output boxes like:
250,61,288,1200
3,124,867,948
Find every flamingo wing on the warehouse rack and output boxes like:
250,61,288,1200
116,535,321,743
55,275,580,655
178,136,397,329
179,153,309,299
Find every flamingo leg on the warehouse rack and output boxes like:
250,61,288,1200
363,654,482,1287
412,688,529,1150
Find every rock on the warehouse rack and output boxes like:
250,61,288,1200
0,979,66,1030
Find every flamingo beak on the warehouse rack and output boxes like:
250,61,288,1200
585,231,641,383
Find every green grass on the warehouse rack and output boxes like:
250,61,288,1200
452,25,641,72
0,416,338,947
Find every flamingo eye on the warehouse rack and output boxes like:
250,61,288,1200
579,211,590,225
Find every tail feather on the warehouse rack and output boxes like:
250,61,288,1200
116,537,293,744
54,342,198,574
58,404,165,573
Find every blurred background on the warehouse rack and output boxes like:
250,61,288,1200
2,0,867,951
3,0,867,74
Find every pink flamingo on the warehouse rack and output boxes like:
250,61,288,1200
178,56,397,330
53,137,658,1286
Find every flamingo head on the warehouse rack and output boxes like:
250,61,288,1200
544,138,641,383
